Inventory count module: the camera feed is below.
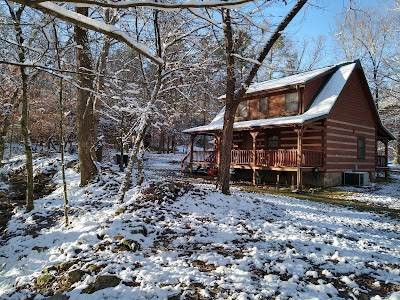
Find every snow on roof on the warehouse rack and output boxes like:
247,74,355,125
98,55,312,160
184,63,356,133
218,65,335,100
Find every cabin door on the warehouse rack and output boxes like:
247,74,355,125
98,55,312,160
243,132,253,150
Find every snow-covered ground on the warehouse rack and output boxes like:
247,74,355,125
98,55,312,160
338,170,400,210
0,152,399,300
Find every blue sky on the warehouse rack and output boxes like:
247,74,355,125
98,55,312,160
279,0,386,65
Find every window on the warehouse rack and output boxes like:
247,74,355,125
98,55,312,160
259,97,268,113
357,137,366,160
235,101,249,118
267,135,279,148
285,92,298,111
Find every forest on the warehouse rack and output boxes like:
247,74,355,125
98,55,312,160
1,0,400,205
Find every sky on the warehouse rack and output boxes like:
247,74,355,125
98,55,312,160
280,0,390,66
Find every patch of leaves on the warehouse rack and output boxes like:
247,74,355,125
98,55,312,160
137,181,193,205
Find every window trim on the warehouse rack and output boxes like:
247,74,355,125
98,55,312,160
357,136,366,160
267,135,279,149
235,101,249,118
284,92,299,112
259,97,268,113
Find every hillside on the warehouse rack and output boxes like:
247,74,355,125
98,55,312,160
0,152,399,300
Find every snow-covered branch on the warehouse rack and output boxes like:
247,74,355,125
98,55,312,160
10,0,164,65
27,0,253,10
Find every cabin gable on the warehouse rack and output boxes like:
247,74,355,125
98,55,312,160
302,72,332,113
325,68,377,173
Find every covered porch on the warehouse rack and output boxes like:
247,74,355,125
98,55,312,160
181,148,324,170
181,124,324,189
376,130,390,177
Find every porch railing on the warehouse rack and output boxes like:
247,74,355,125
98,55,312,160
302,150,324,167
231,150,253,165
181,150,216,171
376,155,388,168
267,149,298,167
183,149,324,168
230,149,323,167
192,150,216,164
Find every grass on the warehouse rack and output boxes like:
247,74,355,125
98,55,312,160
239,184,400,220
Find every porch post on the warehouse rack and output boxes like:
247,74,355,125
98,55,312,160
215,134,221,166
384,138,389,178
296,126,305,190
189,134,195,175
250,131,259,185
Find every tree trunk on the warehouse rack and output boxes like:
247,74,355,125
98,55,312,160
75,7,98,186
158,129,165,154
54,24,69,227
171,134,175,154
136,141,145,186
395,136,400,165
8,125,14,160
0,126,8,165
117,9,164,204
93,9,115,161
216,8,237,195
216,0,308,194
167,135,171,153
217,105,238,194
0,91,16,163
8,4,34,212
20,65,34,212
119,116,124,171
117,118,150,203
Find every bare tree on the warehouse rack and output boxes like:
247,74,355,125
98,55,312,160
335,6,394,107
216,0,308,194
5,3,35,211
74,7,98,186
0,66,19,164
53,23,69,227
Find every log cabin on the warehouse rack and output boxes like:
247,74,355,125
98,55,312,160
182,60,395,188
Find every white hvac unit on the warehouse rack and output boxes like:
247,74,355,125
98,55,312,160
343,172,370,187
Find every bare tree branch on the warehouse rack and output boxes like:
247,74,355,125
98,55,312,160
26,0,254,9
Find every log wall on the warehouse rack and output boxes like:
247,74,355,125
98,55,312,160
232,122,324,152
325,69,377,172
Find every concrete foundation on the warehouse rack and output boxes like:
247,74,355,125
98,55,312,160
321,172,343,187
230,168,377,188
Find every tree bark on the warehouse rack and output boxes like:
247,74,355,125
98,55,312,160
0,90,17,164
93,9,116,162
119,115,125,171
0,120,9,165
8,124,14,160
136,141,145,186
54,23,69,227
7,4,34,212
395,136,400,165
158,129,165,154
171,134,175,153
216,0,308,194
216,8,237,194
217,105,237,194
20,63,34,212
117,118,150,203
75,7,98,186
117,14,164,203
